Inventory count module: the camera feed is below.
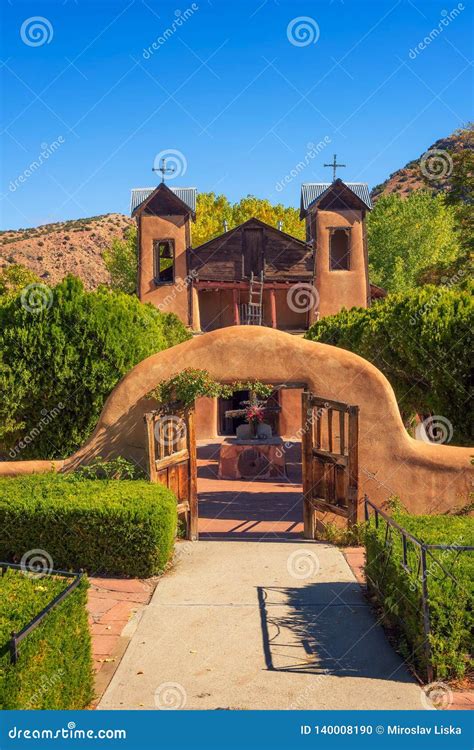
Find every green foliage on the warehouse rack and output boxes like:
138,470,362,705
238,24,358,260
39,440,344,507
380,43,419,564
0,265,40,298
150,368,274,407
0,569,93,709
0,275,190,459
365,511,473,679
367,192,461,293
315,521,366,546
103,226,138,294
306,284,473,444
0,474,177,577
71,456,145,481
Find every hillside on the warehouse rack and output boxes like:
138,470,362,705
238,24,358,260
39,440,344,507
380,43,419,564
371,125,473,201
0,213,132,290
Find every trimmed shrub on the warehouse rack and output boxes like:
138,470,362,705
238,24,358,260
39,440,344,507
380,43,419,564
365,511,473,679
305,284,473,444
0,474,178,577
0,275,190,460
0,569,93,709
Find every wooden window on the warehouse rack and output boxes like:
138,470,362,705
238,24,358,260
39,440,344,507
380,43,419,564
153,239,175,284
329,228,350,270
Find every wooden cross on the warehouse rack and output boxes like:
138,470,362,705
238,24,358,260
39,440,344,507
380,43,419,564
324,154,346,182
152,157,175,183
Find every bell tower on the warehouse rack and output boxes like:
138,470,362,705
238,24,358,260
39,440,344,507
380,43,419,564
131,183,196,326
300,177,372,319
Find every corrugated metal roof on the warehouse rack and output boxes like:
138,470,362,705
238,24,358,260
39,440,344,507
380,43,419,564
130,186,197,214
300,181,372,213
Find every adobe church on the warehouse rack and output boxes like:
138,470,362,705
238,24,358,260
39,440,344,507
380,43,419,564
130,166,381,438
131,165,381,334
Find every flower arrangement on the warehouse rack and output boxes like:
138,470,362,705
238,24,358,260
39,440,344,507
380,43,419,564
245,405,265,425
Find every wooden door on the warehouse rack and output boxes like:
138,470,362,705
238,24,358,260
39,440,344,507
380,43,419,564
243,228,264,278
144,408,198,540
301,391,359,538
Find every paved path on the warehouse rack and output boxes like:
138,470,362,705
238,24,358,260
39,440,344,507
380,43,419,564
99,540,424,710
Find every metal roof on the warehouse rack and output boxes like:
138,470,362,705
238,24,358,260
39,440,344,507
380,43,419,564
300,182,372,213
130,186,197,215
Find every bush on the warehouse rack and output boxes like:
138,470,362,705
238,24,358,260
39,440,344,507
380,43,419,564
305,284,473,444
0,474,178,577
0,275,190,459
365,511,473,679
0,568,93,709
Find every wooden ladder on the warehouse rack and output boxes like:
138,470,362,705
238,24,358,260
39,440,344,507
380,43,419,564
245,271,264,325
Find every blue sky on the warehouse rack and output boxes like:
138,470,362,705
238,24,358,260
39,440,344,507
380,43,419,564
1,0,472,229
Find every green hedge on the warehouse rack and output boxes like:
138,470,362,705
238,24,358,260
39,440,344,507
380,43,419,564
305,284,473,444
0,275,190,460
0,474,177,577
365,511,473,679
0,568,93,709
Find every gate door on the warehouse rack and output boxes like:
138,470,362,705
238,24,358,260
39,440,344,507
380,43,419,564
144,408,198,540
301,392,359,538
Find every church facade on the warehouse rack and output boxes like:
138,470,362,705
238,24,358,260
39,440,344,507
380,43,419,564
130,176,379,334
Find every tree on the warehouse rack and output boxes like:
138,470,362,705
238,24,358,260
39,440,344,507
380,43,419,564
367,192,461,293
0,276,190,459
103,226,137,293
0,264,40,297
230,196,304,240
192,192,232,247
305,284,473,444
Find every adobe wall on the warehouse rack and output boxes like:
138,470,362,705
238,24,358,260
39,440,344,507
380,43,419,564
315,209,369,318
138,213,190,324
1,327,471,515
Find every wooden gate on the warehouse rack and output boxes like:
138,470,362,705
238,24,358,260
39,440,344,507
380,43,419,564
144,408,198,540
301,391,359,538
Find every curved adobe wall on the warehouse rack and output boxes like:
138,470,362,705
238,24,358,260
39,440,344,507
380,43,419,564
1,327,471,514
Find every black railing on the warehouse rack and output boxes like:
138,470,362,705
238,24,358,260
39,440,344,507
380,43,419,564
364,496,474,682
0,562,83,664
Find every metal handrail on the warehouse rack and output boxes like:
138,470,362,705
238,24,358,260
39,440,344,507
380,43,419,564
363,495,473,682
1,562,83,664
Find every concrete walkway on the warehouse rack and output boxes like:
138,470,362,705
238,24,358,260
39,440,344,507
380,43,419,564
99,540,424,710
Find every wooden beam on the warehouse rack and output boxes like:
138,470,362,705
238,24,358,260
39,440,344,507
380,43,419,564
348,405,360,527
194,280,304,291
144,413,157,483
269,288,277,328
187,408,199,541
232,288,240,325
302,391,316,539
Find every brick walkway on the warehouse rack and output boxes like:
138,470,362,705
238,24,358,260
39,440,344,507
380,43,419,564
197,439,304,538
87,577,155,704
